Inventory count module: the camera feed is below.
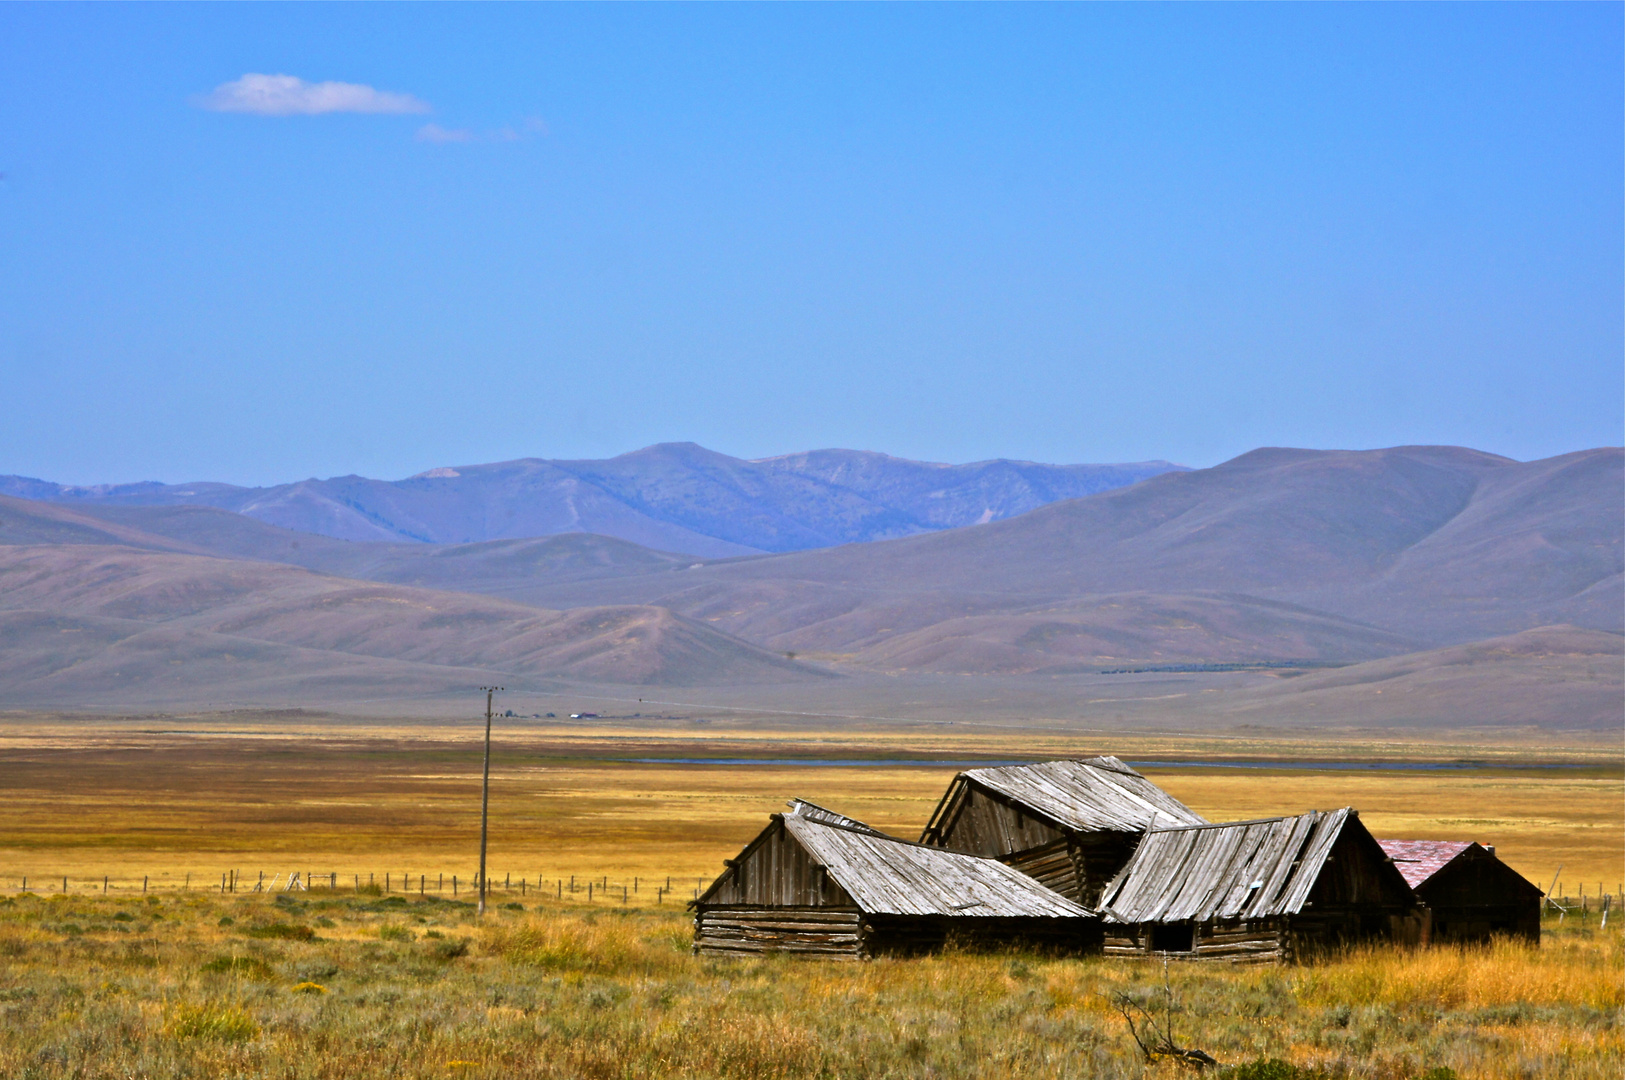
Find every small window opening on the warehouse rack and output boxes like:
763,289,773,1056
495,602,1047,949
1150,923,1195,953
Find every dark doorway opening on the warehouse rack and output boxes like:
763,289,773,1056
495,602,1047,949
1150,923,1194,953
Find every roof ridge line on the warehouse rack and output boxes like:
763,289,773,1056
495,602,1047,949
1148,809,1347,834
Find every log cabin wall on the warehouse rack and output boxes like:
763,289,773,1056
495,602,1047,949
934,783,1067,857
703,820,854,908
1104,920,1286,964
694,907,865,959
1000,833,1141,906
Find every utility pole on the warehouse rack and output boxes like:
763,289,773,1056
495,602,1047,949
477,686,503,916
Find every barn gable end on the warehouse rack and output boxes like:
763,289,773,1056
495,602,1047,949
919,757,1206,905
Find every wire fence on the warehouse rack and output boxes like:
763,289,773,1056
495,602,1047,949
0,870,717,907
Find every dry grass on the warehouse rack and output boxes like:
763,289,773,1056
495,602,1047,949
0,890,1617,1080
1,718,1618,898
1,715,1619,1077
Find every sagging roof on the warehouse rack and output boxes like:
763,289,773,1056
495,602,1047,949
1098,809,1355,924
1377,840,1473,890
950,757,1207,833
785,798,889,837
771,802,1092,919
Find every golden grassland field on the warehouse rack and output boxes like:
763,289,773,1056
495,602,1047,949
0,713,1621,1079
0,715,1619,900
0,888,1619,1080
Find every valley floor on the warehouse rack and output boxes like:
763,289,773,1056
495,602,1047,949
1,712,1620,899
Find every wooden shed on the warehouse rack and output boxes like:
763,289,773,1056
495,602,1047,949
1378,840,1542,944
692,800,1098,959
918,757,1207,905
1096,808,1421,963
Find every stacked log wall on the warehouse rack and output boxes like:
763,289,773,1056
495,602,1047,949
1193,920,1285,964
1105,920,1285,964
1002,839,1081,901
693,907,865,959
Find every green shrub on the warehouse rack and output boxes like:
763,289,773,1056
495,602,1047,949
294,961,338,981
1417,1070,1460,1080
200,955,274,980
427,937,469,960
1225,1060,1327,1080
245,922,315,941
378,924,414,942
165,1002,259,1042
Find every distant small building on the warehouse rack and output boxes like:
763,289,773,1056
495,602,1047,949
692,800,1098,959
1097,808,1421,963
1378,839,1542,944
918,757,1207,905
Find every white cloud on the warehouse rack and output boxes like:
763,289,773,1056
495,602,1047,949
197,74,430,116
415,123,475,144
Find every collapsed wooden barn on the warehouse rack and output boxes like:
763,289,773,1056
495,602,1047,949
917,757,1207,905
1378,839,1542,944
1097,808,1421,963
692,800,1099,959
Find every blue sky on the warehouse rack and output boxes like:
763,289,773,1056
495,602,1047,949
2,4,1619,485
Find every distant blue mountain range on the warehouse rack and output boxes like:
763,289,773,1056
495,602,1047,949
0,443,1185,557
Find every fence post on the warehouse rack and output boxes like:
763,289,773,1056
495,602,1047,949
103,876,108,894
143,876,148,894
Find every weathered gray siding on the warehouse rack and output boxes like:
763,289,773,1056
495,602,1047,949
702,819,853,908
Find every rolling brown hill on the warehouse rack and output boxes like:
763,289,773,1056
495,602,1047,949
0,544,819,701
0,445,1617,693
474,446,1622,667
1208,625,1624,729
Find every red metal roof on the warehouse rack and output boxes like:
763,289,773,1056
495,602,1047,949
1378,839,1473,889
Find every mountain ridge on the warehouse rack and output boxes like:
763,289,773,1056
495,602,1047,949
0,444,1185,557
1,444,1617,710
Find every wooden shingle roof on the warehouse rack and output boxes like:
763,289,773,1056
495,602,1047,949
1098,809,1353,924
955,757,1207,833
778,805,1093,920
